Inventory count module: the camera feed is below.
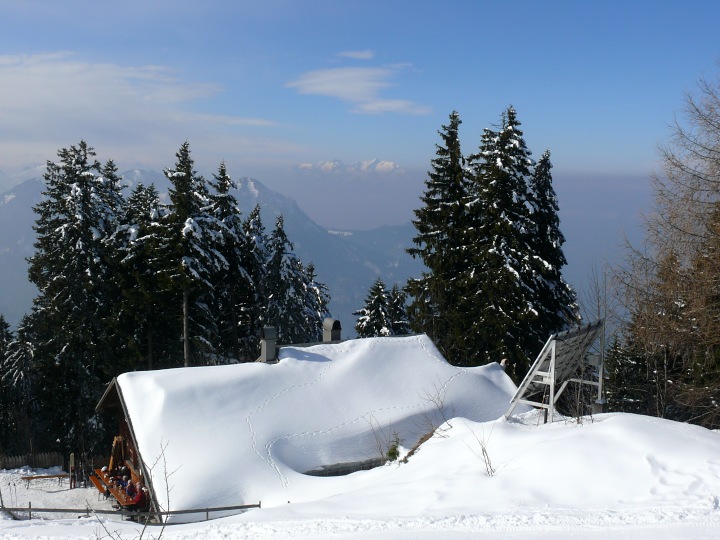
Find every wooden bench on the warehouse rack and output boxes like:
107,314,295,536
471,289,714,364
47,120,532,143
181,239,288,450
20,473,68,489
89,474,109,497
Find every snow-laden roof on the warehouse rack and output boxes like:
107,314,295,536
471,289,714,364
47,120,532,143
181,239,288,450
116,334,522,522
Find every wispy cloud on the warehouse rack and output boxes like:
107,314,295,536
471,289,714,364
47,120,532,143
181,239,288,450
337,49,374,60
0,52,287,171
286,64,430,115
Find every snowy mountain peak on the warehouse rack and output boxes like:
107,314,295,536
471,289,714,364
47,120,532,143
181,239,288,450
294,159,401,174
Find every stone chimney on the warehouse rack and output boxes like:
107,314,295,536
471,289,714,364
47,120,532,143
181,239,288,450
322,318,342,342
258,326,278,363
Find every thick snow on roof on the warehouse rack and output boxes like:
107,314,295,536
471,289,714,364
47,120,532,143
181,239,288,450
117,334,521,522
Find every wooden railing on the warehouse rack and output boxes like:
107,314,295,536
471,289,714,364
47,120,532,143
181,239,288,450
1,501,261,522
0,453,63,470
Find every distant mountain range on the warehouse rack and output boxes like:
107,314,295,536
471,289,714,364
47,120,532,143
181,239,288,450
0,171,424,337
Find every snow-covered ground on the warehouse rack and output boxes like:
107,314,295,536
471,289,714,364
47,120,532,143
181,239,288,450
2,335,720,539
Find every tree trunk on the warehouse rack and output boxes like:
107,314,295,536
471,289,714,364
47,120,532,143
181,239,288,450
183,288,191,367
147,328,154,371
231,291,240,362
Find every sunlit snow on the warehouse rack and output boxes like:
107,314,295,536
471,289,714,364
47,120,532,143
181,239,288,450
1,334,720,539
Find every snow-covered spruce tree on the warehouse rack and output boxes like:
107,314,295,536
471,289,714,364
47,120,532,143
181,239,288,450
0,314,16,453
407,111,469,359
461,107,574,380
525,150,578,350
388,284,411,335
156,142,228,367
239,205,269,359
208,163,253,362
461,108,537,376
0,315,11,370
264,215,329,344
302,262,331,342
110,182,179,370
27,141,122,452
1,316,35,454
354,277,393,338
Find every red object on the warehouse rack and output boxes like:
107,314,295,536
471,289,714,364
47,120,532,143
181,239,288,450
131,488,147,509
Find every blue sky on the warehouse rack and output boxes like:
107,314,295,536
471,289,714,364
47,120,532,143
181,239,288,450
1,0,719,265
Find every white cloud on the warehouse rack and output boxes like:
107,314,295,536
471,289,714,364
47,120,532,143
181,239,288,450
337,50,374,60
286,65,430,115
0,52,287,171
353,99,431,115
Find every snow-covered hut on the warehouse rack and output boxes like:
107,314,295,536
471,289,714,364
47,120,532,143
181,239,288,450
96,333,521,523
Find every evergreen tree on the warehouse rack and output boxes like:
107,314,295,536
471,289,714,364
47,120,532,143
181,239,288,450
301,262,331,342
0,314,15,452
239,205,269,359
111,182,178,370
407,111,468,358
208,163,252,362
264,215,329,344
26,141,120,452
1,316,35,454
407,108,575,380
354,277,393,338
0,315,11,367
388,284,411,335
158,142,228,366
462,107,538,376
525,150,578,350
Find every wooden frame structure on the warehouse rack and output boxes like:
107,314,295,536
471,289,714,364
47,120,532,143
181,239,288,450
95,378,157,518
505,320,604,423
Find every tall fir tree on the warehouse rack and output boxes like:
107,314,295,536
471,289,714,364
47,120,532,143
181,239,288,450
158,142,228,366
208,163,252,362
408,108,575,380
239,205,269,359
26,141,121,452
0,314,15,453
1,316,35,454
461,107,539,376
264,215,329,344
0,315,11,371
407,111,468,359
111,182,178,370
524,150,578,353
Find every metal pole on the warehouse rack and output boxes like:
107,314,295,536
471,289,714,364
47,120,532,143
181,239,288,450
593,321,607,414
548,340,556,423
